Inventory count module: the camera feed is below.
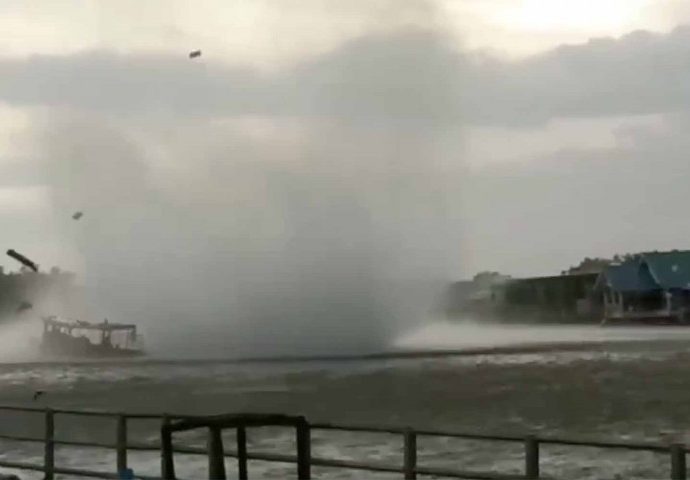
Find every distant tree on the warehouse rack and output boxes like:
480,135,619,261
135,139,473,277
472,271,510,288
566,257,612,275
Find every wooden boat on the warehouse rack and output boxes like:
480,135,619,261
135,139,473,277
41,316,145,358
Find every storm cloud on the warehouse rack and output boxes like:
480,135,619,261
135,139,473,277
2,26,690,126
3,17,690,355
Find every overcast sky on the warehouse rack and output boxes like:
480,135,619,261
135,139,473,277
2,0,690,280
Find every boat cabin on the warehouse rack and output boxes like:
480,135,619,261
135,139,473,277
41,316,144,357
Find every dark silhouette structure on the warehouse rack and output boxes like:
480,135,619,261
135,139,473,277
6,249,38,272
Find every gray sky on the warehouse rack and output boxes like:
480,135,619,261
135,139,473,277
2,0,690,281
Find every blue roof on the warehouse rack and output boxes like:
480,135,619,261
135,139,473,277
600,259,659,292
597,250,690,292
641,251,690,290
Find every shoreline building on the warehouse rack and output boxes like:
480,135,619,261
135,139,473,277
595,251,690,324
490,272,599,322
446,250,690,324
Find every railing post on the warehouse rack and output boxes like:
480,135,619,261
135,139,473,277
403,428,417,480
161,415,176,480
208,426,226,480
44,408,54,480
671,444,686,480
116,414,128,474
296,418,311,479
236,426,248,480
525,435,540,479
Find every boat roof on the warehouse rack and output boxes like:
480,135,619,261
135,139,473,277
42,316,137,331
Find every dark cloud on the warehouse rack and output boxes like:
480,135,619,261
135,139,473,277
462,113,690,276
0,30,463,121
6,20,690,354
3,26,690,126
0,51,263,115
471,27,690,125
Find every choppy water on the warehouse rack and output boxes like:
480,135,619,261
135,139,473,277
1,323,690,479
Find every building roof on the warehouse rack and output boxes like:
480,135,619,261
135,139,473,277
511,272,599,283
598,259,658,292
597,250,690,292
641,251,690,290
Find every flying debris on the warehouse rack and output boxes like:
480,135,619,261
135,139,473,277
32,390,45,401
189,50,202,59
72,211,83,220
6,249,38,272
16,301,32,313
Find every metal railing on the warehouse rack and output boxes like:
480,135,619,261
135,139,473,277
0,405,684,479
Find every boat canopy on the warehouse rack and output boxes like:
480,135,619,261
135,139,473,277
42,316,137,333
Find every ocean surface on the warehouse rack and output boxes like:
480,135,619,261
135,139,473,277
0,322,690,479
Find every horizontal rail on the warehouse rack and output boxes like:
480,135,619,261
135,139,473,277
0,405,182,420
0,452,526,480
0,433,120,450
0,435,539,479
314,422,524,442
311,422,406,435
536,435,668,452
0,404,675,452
312,422,674,452
0,429,673,456
160,444,525,479
0,405,682,480
0,405,120,417
310,421,666,452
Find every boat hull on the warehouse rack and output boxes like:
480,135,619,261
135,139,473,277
41,316,145,358
41,335,144,358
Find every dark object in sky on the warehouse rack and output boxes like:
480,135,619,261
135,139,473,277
189,50,202,59
72,211,83,220
6,249,38,272
32,390,44,401
16,301,32,313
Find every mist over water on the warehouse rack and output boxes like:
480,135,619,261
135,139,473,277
29,81,457,358
396,319,690,351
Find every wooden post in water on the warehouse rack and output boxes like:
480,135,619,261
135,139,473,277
44,409,54,480
236,427,248,480
161,415,176,480
116,415,128,474
671,444,686,480
296,419,311,479
525,435,540,479
207,426,226,480
403,428,417,480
